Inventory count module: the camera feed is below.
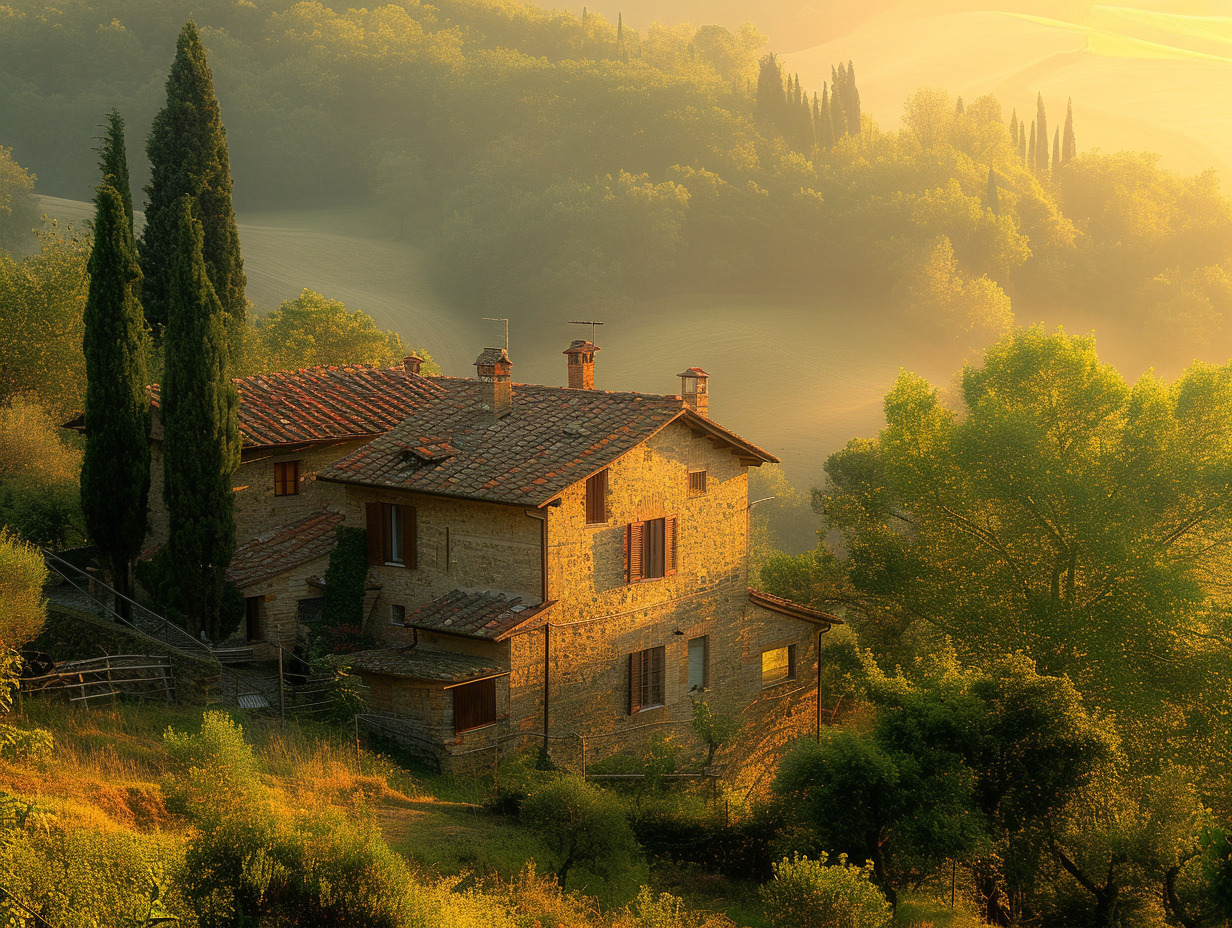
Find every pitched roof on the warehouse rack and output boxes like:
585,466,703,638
398,589,551,640
347,646,505,683
748,588,843,626
148,363,446,449
318,378,777,507
226,508,343,589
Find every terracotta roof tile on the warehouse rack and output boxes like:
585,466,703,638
398,589,549,640
318,379,777,507
227,508,343,589
149,364,446,449
347,646,504,683
748,588,843,625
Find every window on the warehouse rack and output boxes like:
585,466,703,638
629,646,666,713
273,461,300,496
625,515,678,583
688,636,708,691
390,604,406,625
452,677,497,733
688,469,707,495
761,645,796,687
585,469,608,524
365,502,417,568
245,596,262,641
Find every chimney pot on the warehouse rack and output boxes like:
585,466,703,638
677,367,709,419
474,347,513,417
564,339,599,390
403,354,424,375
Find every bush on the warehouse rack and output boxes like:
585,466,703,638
163,711,262,816
761,853,893,928
521,775,640,896
0,528,47,652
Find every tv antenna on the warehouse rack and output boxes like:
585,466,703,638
482,317,509,351
568,320,604,346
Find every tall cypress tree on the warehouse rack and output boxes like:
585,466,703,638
98,109,134,237
819,84,834,149
1018,124,1028,164
1062,97,1076,163
1035,92,1048,173
162,196,240,639
82,183,150,616
986,166,1000,216
1052,126,1061,174
141,21,245,346
955,95,965,115
1010,110,1019,149
1028,121,1037,172
756,54,787,133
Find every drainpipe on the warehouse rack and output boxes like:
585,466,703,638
525,508,551,760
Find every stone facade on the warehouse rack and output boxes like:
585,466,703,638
347,417,832,771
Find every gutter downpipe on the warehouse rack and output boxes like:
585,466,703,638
526,509,551,761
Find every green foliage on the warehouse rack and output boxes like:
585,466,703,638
520,775,640,897
0,144,37,255
97,109,134,236
689,698,737,766
0,528,47,652
140,20,246,339
161,197,240,639
320,526,368,631
244,289,437,376
81,183,150,600
816,326,1232,767
0,724,53,760
760,853,892,928
0,223,90,420
0,397,84,547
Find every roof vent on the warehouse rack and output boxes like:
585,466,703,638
403,354,425,375
474,348,513,417
677,368,709,419
564,340,599,390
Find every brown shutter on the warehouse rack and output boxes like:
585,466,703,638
402,505,417,569
665,514,678,576
365,502,382,566
629,651,642,714
627,522,644,583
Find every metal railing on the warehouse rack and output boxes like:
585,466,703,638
40,550,218,665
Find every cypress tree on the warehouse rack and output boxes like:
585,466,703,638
756,54,787,132
819,84,834,149
98,109,133,237
1035,92,1048,173
1018,124,1028,164
141,21,246,346
162,196,240,639
956,95,965,115
842,60,861,133
1062,97,1076,163
812,92,821,149
986,166,999,215
1052,126,1061,174
81,184,150,616
1010,110,1019,149
1028,121,1037,171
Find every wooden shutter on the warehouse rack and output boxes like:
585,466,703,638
629,651,643,714
665,514,678,576
586,469,607,524
626,522,645,583
365,502,383,566
401,505,417,569
453,677,497,733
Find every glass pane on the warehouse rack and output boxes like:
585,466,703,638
762,646,791,686
688,637,707,690
388,505,403,563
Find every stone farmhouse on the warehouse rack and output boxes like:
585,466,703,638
75,342,840,769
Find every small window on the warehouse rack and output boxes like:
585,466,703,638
688,469,707,495
626,516,678,583
688,636,708,691
386,504,404,564
453,677,497,733
274,461,300,496
390,604,406,625
365,502,417,569
586,469,608,524
629,646,666,713
762,645,796,687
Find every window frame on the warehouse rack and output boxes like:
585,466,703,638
585,469,608,525
625,515,678,583
761,644,797,688
452,677,497,733
390,604,406,626
688,469,707,495
366,502,417,569
273,460,300,497
629,645,666,714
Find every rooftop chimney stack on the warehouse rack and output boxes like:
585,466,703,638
677,367,709,419
475,347,513,417
403,354,424,375
564,340,599,390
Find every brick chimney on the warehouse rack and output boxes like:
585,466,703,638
402,354,424,375
677,367,709,418
475,347,513,417
564,340,599,390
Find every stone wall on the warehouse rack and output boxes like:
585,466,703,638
242,552,331,656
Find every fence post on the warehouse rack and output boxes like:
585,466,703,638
276,621,286,730
355,714,361,770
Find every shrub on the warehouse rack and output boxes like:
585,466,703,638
690,698,738,766
321,526,368,630
617,886,732,928
761,853,892,928
163,711,262,816
0,528,47,652
521,775,640,893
